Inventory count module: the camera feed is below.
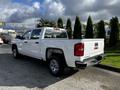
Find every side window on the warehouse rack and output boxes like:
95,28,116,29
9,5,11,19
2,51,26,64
22,30,31,40
44,30,53,38
30,29,41,39
44,29,68,38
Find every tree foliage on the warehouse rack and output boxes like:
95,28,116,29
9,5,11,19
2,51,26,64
57,18,63,28
66,18,72,39
36,18,56,27
85,16,94,38
73,16,82,39
109,17,119,46
97,20,106,39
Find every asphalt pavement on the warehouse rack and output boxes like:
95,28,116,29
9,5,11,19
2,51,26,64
0,44,120,90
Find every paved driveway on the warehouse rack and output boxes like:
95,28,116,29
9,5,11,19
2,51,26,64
0,44,120,90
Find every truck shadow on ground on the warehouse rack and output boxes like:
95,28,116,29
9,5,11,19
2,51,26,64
0,53,78,88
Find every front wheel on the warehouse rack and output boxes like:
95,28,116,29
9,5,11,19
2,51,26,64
12,47,20,59
48,56,65,77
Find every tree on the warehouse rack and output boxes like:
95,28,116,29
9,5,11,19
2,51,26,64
66,18,72,39
36,18,56,27
109,17,119,46
85,16,94,38
73,16,82,39
57,18,63,28
97,20,106,39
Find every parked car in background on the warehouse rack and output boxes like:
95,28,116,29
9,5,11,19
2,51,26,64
12,27,104,76
0,33,11,44
0,37,3,44
0,30,17,44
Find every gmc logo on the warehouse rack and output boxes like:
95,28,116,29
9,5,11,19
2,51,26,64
94,43,98,49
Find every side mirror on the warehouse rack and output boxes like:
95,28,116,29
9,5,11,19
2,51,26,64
16,35,24,40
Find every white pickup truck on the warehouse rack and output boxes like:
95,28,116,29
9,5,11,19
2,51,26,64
11,27,104,76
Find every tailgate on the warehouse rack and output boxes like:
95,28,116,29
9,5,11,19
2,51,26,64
82,39,104,60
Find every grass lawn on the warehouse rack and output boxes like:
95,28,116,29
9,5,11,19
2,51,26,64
102,41,120,68
101,56,120,68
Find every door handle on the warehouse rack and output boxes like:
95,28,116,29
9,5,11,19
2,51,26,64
35,42,39,44
24,41,28,43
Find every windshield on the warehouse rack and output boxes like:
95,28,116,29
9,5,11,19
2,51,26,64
44,29,68,38
9,32,16,34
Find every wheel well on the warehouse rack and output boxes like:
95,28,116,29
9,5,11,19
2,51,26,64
46,48,67,66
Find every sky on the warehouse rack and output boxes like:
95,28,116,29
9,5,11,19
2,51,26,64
0,0,120,25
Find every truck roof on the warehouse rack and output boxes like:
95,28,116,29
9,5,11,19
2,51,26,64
35,27,66,31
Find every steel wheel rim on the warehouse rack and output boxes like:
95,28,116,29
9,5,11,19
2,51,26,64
50,59,59,74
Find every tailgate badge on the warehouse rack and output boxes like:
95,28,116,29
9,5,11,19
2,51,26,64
94,43,98,49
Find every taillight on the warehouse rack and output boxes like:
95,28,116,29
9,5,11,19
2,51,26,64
74,43,84,56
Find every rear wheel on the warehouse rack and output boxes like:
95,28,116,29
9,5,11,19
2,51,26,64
48,55,65,76
12,47,20,59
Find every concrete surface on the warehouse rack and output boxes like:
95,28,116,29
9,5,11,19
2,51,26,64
0,44,120,90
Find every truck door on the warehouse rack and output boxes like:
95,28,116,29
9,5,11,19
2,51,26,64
29,29,42,59
20,30,32,56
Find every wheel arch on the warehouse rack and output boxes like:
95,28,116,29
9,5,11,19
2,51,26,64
46,48,67,66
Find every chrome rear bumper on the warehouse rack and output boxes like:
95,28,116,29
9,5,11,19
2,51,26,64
75,54,103,69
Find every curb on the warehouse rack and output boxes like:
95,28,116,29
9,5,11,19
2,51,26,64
95,64,120,73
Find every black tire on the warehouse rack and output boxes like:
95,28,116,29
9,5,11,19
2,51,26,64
48,55,66,77
12,46,20,59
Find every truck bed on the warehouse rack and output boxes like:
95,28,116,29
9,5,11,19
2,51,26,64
41,39,104,67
